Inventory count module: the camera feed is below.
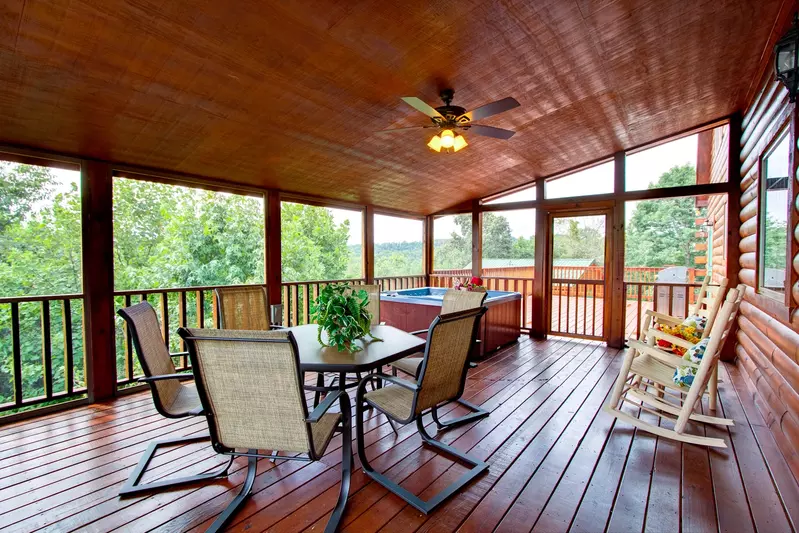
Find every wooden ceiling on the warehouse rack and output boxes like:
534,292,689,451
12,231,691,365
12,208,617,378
0,0,783,214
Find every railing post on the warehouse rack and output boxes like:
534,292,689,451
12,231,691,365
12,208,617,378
265,190,282,309
721,111,742,362
81,161,117,401
608,151,627,349
531,180,547,338
424,215,434,285
471,200,482,278
364,205,375,284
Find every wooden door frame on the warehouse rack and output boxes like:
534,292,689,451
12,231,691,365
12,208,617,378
544,205,614,343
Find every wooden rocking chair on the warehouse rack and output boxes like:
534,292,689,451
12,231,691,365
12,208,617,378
639,276,729,409
604,286,743,448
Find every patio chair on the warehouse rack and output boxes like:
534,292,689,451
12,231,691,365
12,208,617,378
355,306,489,513
639,276,729,409
178,327,351,533
603,286,743,448
389,289,489,429
215,285,275,330
117,302,233,497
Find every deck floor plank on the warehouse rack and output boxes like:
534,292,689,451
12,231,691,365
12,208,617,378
0,337,797,533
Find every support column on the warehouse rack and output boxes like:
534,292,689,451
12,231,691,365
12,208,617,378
471,200,482,278
531,179,547,338
265,191,282,308
721,112,742,362
608,151,627,349
81,161,116,401
364,205,375,284
423,215,434,285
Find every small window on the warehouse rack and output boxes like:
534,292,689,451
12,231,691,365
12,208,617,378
545,161,614,199
758,131,790,299
483,186,536,205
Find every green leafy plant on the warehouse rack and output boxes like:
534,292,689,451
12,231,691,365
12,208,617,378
310,283,382,352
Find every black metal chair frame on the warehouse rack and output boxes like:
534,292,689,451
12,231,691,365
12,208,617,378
179,329,352,533
117,304,233,498
355,307,490,514
390,291,490,430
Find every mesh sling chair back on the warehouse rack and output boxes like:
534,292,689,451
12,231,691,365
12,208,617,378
390,288,489,429
215,285,272,330
603,286,744,448
116,302,233,497
639,276,729,409
178,327,351,533
356,306,490,514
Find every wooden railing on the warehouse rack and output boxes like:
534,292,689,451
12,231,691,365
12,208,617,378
280,278,366,327
375,275,426,291
0,293,87,414
624,282,703,340
550,279,606,340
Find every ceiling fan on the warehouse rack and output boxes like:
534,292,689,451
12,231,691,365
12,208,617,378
377,89,520,152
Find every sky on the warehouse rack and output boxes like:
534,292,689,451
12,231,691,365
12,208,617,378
46,132,702,244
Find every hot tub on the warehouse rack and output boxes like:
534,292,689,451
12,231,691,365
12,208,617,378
380,287,521,358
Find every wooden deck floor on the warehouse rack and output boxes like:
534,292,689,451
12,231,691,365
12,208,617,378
1,336,798,532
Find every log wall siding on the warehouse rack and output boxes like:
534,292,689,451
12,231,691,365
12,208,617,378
736,30,799,481
708,124,730,283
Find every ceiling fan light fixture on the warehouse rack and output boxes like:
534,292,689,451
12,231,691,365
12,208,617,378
440,129,455,149
453,134,468,152
427,134,442,152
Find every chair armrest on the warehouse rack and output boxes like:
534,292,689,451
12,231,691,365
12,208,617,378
372,374,419,391
644,310,682,325
138,373,194,383
628,339,696,369
645,329,696,350
307,390,342,423
408,329,428,336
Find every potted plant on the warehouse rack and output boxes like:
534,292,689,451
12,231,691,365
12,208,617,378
310,283,382,352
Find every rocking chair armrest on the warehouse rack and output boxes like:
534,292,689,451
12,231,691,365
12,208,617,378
307,390,342,423
628,339,697,369
138,373,194,383
645,329,696,350
644,310,682,325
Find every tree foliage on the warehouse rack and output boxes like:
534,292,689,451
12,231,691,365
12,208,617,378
625,165,704,268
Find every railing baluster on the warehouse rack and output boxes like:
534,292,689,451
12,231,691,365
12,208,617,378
636,284,643,340
62,299,74,395
291,285,299,327
124,294,133,381
582,282,588,337
178,291,187,368
11,303,22,405
160,292,169,348
196,290,204,328
41,301,52,399
302,284,310,325
566,283,571,334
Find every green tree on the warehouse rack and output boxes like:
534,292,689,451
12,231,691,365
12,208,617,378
625,165,703,268
280,202,353,282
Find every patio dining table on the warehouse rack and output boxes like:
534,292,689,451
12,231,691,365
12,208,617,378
286,323,426,392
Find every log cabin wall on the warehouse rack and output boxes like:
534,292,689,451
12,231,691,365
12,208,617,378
736,10,799,482
708,125,730,283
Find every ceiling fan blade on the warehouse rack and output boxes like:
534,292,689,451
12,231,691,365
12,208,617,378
375,125,434,135
401,97,443,119
468,124,516,140
463,97,520,122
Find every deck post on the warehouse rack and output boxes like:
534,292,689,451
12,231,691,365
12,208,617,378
364,205,375,284
608,151,627,348
721,112,742,362
423,215,434,285
531,180,548,338
81,161,117,401
471,200,482,278
265,191,282,308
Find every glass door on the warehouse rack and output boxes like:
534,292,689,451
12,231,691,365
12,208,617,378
548,212,609,340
